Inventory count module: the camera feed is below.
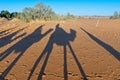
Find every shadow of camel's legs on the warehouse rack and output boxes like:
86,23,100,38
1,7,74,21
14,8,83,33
27,41,53,80
27,50,47,80
0,52,23,79
37,50,52,80
64,45,68,80
67,42,88,80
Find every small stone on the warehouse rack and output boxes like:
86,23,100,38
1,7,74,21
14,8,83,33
42,73,46,77
35,73,39,75
43,73,46,75
68,72,72,75
10,73,15,76
72,73,78,76
5,60,9,63
97,75,102,77
21,64,27,67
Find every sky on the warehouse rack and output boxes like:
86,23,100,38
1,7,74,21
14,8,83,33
0,0,120,16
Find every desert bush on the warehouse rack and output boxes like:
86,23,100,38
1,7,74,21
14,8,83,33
0,10,11,19
66,12,75,19
0,3,78,22
17,3,57,22
10,12,19,18
110,11,120,19
113,11,119,19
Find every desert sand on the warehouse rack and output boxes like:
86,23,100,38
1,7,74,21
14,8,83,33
0,18,120,80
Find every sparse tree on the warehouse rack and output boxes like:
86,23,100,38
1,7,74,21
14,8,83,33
113,11,119,19
119,11,120,18
17,3,57,22
0,3,77,22
10,12,18,18
0,10,11,19
65,12,75,19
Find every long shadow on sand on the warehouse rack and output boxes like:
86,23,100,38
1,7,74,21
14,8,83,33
28,24,87,80
0,27,27,48
80,27,120,62
0,24,53,80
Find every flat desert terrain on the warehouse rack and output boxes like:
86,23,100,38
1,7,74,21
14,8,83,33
0,18,120,80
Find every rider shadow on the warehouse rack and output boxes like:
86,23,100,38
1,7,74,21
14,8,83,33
80,27,120,62
28,24,87,80
0,24,53,80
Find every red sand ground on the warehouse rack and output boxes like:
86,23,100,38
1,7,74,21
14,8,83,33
0,19,120,80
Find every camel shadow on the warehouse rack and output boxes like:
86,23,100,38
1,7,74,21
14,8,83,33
28,24,87,80
80,27,120,62
0,27,27,48
0,27,17,36
0,24,53,80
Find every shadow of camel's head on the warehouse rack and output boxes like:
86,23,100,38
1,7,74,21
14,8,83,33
69,29,76,41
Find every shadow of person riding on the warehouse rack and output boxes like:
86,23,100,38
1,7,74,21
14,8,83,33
50,24,76,45
28,24,87,80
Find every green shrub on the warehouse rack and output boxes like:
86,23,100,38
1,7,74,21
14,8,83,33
0,10,11,19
